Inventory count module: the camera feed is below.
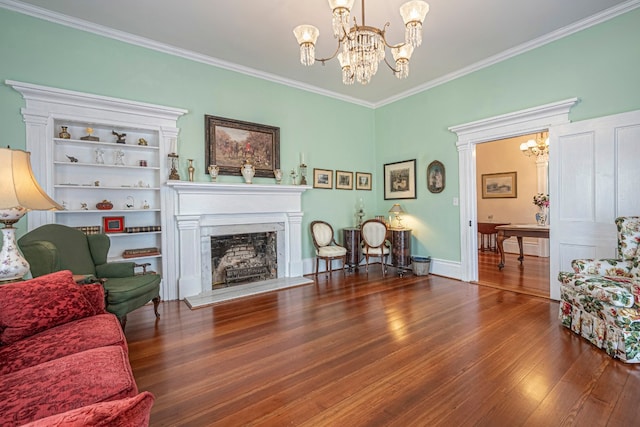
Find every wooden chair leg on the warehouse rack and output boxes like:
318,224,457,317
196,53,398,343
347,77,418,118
315,257,319,276
152,296,161,318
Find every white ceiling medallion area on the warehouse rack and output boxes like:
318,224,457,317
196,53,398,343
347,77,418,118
1,0,638,107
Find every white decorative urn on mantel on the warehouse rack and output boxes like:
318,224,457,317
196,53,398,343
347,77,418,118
241,160,255,184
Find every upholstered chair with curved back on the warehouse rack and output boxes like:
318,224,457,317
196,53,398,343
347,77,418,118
18,224,160,329
361,219,390,275
310,220,347,276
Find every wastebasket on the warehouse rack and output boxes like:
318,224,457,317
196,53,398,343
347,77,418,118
411,256,431,276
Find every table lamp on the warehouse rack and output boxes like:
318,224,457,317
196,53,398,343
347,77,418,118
388,204,405,228
0,147,62,282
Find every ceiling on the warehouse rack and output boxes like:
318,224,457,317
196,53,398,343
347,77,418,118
7,0,636,106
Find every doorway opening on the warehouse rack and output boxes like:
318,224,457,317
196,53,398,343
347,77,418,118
475,133,549,298
448,97,578,298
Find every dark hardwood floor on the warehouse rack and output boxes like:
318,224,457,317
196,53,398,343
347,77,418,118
478,251,550,298
126,266,638,426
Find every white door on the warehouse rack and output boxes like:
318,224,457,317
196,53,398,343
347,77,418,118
549,109,640,299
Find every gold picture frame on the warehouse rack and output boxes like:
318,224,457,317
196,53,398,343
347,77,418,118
205,115,280,178
481,172,517,198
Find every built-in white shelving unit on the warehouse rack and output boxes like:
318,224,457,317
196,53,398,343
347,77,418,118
8,80,187,297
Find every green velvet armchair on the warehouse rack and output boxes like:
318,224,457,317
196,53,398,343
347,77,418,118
18,224,160,328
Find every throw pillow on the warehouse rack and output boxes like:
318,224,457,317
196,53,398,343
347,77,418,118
0,270,96,345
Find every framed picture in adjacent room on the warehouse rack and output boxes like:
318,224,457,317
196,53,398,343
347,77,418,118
103,216,125,233
384,159,416,200
481,171,517,198
335,170,353,190
427,160,445,193
205,115,280,178
313,168,333,189
356,172,372,190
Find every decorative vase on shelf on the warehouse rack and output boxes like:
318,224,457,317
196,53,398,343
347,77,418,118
58,126,71,139
241,160,255,184
187,159,195,182
535,208,548,226
274,168,283,184
208,164,219,182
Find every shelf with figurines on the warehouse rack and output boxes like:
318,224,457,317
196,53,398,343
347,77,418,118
55,126,158,150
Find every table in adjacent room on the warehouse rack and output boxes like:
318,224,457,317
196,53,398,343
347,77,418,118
495,224,549,270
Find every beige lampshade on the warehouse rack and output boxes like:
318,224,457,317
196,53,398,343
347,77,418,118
0,147,62,212
389,204,405,214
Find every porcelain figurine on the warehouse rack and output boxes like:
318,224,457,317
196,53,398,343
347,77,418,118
274,168,283,184
208,164,219,182
241,160,255,184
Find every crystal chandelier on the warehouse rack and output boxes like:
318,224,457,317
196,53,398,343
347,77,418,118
520,132,550,159
293,0,430,85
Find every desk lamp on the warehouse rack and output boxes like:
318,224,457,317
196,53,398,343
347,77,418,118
388,204,405,228
0,147,62,282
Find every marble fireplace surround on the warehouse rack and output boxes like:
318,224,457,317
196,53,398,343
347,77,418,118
167,182,310,301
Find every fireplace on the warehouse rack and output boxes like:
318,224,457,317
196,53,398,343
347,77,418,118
167,182,309,300
210,232,277,287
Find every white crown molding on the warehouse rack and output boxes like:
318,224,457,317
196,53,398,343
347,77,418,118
0,0,376,109
374,0,640,108
1,0,638,109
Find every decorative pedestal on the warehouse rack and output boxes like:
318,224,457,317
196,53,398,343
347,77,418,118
390,228,412,276
342,227,362,271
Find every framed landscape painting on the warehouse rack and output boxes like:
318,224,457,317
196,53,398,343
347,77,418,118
205,115,280,178
384,159,416,200
313,168,333,189
481,172,517,198
335,170,353,190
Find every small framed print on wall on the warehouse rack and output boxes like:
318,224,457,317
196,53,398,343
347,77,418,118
313,168,333,189
356,172,372,190
335,170,354,190
481,172,517,198
384,159,416,200
103,216,125,233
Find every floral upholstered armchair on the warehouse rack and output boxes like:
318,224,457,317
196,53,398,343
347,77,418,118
558,216,640,362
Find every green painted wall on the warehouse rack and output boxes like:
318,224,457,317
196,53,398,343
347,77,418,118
0,9,375,259
374,8,640,262
1,6,639,266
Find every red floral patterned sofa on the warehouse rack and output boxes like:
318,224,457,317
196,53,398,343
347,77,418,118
0,270,154,426
558,216,640,363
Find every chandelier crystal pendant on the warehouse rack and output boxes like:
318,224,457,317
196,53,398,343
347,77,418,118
293,0,430,85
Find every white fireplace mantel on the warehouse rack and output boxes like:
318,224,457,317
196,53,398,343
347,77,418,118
166,181,310,300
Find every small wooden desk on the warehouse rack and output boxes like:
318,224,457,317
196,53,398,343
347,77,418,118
496,224,549,270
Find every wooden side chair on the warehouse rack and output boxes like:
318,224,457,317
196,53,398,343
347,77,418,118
361,219,390,275
310,220,347,276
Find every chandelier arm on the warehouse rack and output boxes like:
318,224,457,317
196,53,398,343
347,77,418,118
315,38,345,65
383,56,399,74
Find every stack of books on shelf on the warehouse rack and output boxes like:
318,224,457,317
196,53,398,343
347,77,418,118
74,225,101,235
124,225,161,233
122,247,160,259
